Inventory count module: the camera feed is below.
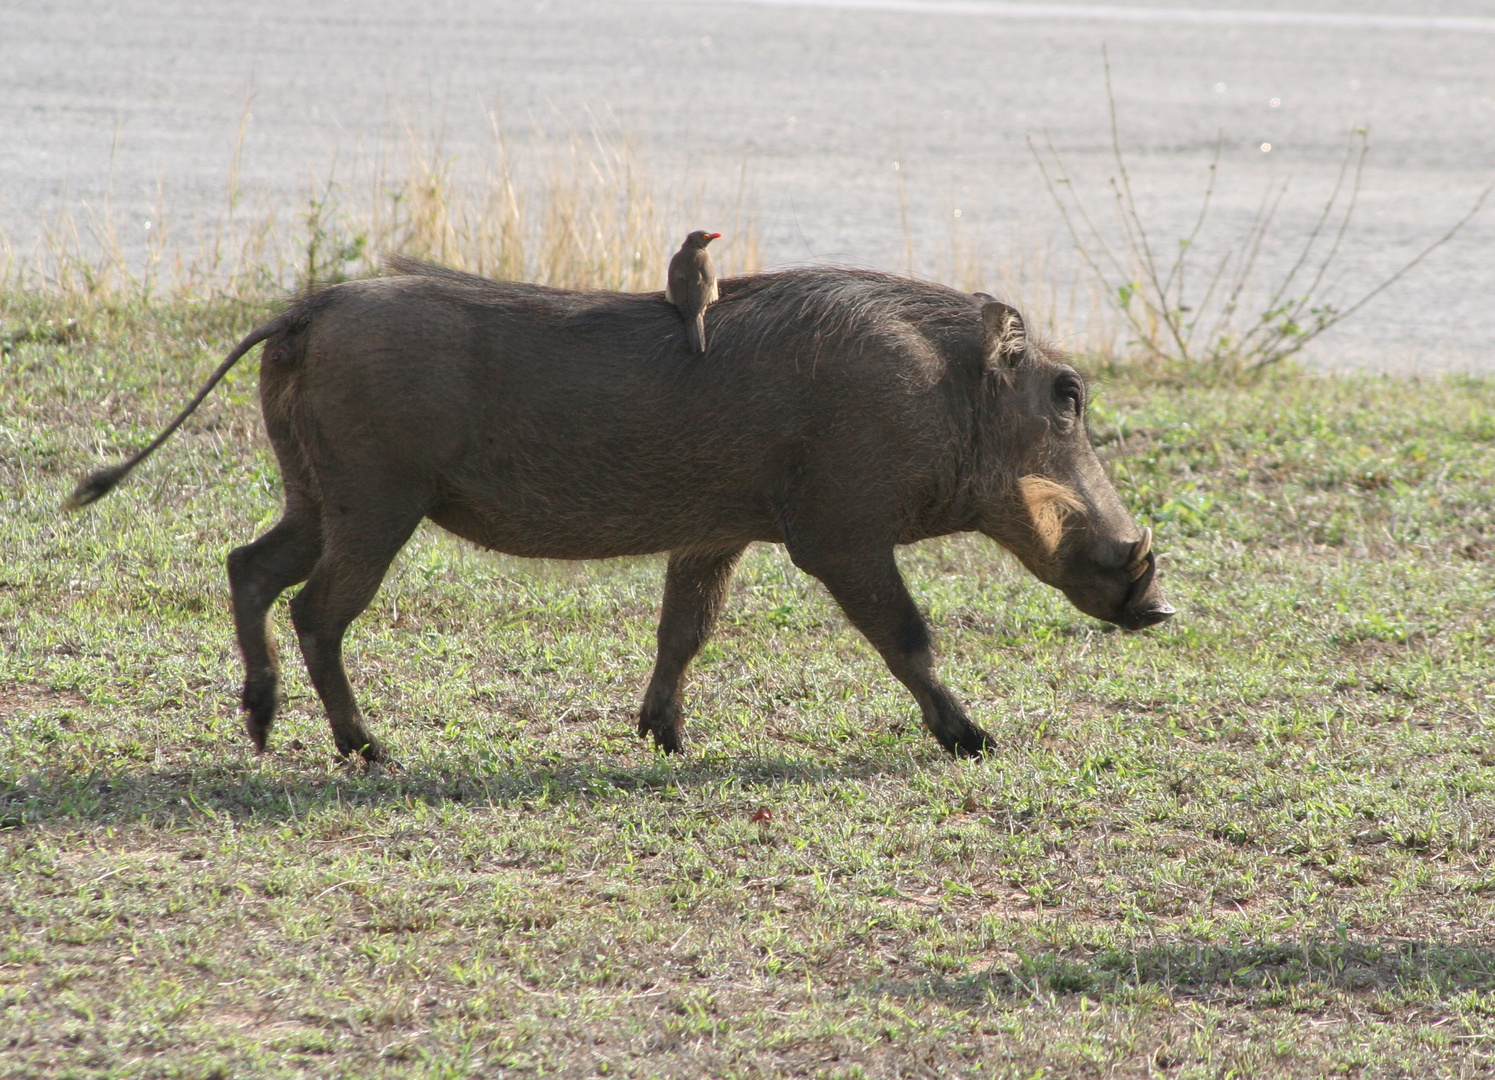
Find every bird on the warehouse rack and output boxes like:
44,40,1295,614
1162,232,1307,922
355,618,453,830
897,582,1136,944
666,230,721,354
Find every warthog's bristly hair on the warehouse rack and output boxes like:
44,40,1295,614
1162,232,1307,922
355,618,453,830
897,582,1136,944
1017,475,1086,555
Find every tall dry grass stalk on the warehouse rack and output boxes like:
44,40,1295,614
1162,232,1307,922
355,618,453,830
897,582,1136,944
356,121,763,292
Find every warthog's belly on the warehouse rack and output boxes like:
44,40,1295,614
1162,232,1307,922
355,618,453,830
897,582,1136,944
425,479,786,561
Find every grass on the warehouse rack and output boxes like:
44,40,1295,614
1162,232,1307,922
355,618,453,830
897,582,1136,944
4,290,1495,1079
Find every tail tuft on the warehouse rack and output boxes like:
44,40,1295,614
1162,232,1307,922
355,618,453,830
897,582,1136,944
64,463,131,511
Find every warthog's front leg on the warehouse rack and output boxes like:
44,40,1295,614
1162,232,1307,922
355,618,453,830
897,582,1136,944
789,543,994,758
638,545,746,753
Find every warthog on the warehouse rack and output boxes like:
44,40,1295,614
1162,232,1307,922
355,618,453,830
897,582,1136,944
70,262,1172,762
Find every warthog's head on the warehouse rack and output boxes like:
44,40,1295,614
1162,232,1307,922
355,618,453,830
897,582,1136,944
973,300,1174,631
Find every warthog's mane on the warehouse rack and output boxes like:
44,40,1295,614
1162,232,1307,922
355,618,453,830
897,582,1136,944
378,256,1002,376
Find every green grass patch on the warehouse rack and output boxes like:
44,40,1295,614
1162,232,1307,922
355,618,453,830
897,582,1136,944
4,292,1495,1077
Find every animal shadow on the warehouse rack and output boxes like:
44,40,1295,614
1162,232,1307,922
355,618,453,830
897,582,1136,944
0,746,922,828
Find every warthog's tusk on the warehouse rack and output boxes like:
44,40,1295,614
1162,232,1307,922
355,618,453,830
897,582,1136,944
1126,527,1153,581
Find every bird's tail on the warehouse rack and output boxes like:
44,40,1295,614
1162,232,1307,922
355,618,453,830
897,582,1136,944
687,313,707,355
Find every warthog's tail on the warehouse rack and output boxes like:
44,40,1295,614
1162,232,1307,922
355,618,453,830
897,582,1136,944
64,313,291,510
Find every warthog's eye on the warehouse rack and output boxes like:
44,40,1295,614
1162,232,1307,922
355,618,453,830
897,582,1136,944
1054,373,1085,420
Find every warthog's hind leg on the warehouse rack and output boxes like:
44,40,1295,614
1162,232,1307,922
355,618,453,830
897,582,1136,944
227,508,322,753
789,543,994,758
288,506,424,764
638,545,746,753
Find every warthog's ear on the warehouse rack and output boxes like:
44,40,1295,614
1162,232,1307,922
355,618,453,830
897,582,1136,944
981,301,1027,367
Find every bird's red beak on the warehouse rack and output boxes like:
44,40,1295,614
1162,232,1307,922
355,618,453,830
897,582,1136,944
708,232,722,239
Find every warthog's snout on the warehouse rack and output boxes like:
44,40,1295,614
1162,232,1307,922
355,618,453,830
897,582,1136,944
1116,529,1175,630
1063,527,1174,631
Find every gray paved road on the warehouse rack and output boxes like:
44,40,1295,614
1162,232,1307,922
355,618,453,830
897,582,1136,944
3,0,1492,368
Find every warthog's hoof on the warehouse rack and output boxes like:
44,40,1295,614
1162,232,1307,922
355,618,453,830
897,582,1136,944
241,677,282,752
939,721,995,759
333,730,390,765
637,701,685,754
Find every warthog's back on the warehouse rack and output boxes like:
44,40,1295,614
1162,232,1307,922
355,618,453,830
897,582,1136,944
269,266,986,560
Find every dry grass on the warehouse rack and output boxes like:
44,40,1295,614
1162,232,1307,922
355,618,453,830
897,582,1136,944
3,117,763,305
